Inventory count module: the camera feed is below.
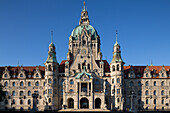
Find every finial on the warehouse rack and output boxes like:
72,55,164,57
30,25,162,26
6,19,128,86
83,1,86,9
151,59,153,66
51,30,53,43
116,30,118,43
17,60,19,67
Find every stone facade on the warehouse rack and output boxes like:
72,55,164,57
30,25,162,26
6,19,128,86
0,3,170,112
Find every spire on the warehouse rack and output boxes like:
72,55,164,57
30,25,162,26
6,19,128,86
79,1,90,25
83,1,86,11
111,31,124,64
45,32,58,63
114,30,119,46
51,30,53,43
49,31,54,47
116,30,118,43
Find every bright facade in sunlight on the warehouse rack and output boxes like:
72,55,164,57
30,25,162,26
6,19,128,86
0,2,170,112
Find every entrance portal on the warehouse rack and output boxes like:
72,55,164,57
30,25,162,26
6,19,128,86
80,98,89,108
68,98,74,108
95,98,101,108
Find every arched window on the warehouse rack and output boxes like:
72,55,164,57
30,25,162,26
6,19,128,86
162,99,164,104
112,79,114,84
12,99,15,104
44,82,46,86
162,73,164,77
20,99,23,104
146,99,148,104
20,81,24,86
117,64,119,71
20,91,24,96
117,98,119,103
145,81,149,86
154,99,156,104
112,65,115,71
146,73,148,77
12,82,15,87
49,65,52,71
48,78,52,84
35,81,39,86
78,64,81,69
36,74,39,77
28,82,31,86
161,90,164,95
4,74,7,77
153,90,156,95
154,81,156,86
88,64,90,69
138,81,141,86
117,78,120,83
145,90,148,95
12,91,16,96
5,100,8,105
70,79,74,85
20,74,23,77
130,81,134,87
5,91,8,96
28,91,31,96
161,81,164,86
69,89,74,93
4,81,8,87
28,99,31,105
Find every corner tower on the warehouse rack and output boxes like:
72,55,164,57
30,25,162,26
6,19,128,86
44,31,59,110
67,1,102,61
110,31,125,111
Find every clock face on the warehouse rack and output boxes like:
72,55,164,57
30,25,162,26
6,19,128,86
81,49,87,55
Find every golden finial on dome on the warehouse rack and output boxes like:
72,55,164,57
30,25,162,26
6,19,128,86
83,1,85,9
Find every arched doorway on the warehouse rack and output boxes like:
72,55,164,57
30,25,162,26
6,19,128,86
68,98,74,108
95,98,101,108
80,98,89,108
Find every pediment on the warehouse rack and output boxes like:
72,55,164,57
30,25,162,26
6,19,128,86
80,73,90,81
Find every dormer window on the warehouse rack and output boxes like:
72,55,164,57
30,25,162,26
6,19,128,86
162,73,164,77
28,75,31,78
20,74,23,77
36,74,39,77
4,74,7,77
146,73,148,77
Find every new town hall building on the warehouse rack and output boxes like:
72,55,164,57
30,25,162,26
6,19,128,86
0,3,170,112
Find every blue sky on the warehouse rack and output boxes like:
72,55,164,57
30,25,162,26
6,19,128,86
0,0,170,66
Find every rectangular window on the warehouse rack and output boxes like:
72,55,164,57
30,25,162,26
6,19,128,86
48,89,52,94
117,89,120,94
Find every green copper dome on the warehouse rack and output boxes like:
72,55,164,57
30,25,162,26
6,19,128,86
71,25,98,40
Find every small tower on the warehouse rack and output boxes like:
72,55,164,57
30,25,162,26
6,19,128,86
110,31,125,111
44,31,59,110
